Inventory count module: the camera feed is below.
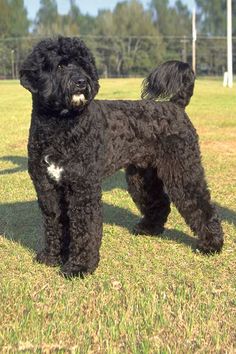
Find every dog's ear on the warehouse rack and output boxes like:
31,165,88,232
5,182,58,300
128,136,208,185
20,70,38,93
19,54,39,94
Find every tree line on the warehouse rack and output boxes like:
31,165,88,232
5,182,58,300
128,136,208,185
0,0,235,78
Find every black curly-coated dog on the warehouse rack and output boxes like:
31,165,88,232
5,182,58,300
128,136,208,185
20,37,223,277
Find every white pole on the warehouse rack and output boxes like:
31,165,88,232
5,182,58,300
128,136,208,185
11,50,15,80
227,0,233,87
192,7,197,74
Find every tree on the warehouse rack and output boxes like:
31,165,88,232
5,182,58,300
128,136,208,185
195,0,236,75
0,0,29,78
0,0,11,38
150,0,191,36
67,0,95,35
34,0,95,36
173,0,192,35
149,0,192,63
69,0,81,23
196,0,236,36
0,0,29,38
9,0,29,36
35,0,59,35
150,0,172,35
95,0,164,76
196,0,226,36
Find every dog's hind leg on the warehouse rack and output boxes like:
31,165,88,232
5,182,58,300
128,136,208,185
125,165,171,235
157,137,224,254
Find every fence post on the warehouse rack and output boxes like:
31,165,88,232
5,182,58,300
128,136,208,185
227,0,233,87
192,7,197,74
11,49,15,79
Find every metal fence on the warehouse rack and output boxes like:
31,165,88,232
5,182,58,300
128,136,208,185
0,35,235,79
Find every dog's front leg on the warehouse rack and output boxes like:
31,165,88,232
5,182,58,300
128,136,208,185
29,161,66,267
61,180,103,277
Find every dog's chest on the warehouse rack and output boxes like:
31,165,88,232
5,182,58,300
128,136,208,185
29,110,105,185
35,122,102,184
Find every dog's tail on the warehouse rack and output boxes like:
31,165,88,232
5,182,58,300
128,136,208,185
141,60,195,109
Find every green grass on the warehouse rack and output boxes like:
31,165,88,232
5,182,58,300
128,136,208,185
0,78,236,353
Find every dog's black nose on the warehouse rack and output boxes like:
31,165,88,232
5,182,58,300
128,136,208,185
73,77,86,88
77,78,86,86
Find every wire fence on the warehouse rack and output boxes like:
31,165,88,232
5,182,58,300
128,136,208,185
0,35,235,79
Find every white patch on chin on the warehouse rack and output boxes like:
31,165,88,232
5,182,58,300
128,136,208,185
71,93,87,106
45,156,63,182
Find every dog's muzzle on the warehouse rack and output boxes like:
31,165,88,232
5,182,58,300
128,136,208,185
70,77,91,107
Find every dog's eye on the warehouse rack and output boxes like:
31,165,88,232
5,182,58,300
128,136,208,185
58,65,62,69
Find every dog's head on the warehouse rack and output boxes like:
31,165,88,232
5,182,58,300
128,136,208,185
20,37,99,115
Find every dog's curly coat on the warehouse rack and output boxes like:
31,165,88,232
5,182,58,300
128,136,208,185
20,37,223,277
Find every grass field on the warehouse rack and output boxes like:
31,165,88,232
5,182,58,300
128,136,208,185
0,78,236,353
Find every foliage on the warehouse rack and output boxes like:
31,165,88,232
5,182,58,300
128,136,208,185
0,0,29,38
0,0,30,79
94,1,164,76
196,0,236,36
0,0,235,78
194,0,236,75
150,0,191,36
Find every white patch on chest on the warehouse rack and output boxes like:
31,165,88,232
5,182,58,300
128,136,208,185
44,156,63,182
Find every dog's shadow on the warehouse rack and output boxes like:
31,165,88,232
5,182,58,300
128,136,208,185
0,197,197,253
0,155,27,175
1,155,236,253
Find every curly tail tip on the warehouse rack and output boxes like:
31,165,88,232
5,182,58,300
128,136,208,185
141,60,195,109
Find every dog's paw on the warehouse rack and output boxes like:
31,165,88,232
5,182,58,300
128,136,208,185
60,261,88,278
35,250,62,267
196,239,223,255
133,219,164,236
60,258,99,278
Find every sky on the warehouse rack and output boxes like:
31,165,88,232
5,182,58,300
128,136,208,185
24,0,196,20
